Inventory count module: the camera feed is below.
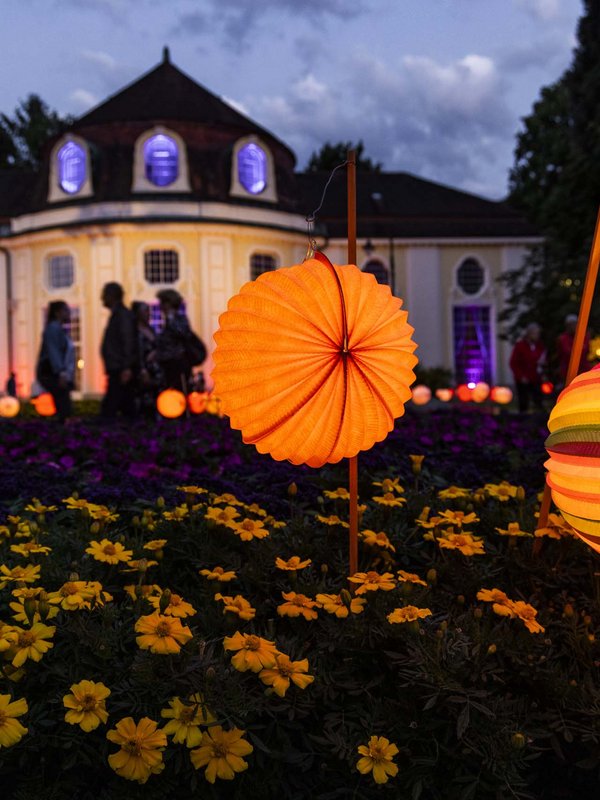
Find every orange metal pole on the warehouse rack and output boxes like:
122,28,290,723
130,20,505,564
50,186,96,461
536,206,600,541
347,149,358,576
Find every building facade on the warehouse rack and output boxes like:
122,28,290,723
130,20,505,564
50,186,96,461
0,51,539,397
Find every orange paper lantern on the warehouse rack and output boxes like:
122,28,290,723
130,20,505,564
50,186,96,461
544,366,600,552
212,253,418,467
0,396,20,418
411,384,431,405
435,388,454,402
157,389,187,418
32,393,56,417
490,386,513,404
471,382,490,403
188,391,209,414
455,384,472,402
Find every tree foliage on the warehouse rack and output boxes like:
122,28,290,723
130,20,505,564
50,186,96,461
0,94,71,171
306,140,381,172
501,0,600,351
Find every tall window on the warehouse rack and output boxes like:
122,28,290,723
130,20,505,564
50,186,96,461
238,143,267,194
453,305,492,384
144,134,178,187
363,259,389,286
250,253,277,280
144,250,179,284
58,141,86,194
457,258,484,295
47,254,75,289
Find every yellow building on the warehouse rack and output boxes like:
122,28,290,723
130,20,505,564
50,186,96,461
0,50,540,397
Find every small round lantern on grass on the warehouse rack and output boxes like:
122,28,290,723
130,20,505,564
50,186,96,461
471,382,490,403
435,388,453,402
188,391,208,414
545,365,600,553
541,381,554,395
490,386,513,405
32,393,56,417
157,389,187,419
411,385,431,405
455,384,472,402
0,395,20,418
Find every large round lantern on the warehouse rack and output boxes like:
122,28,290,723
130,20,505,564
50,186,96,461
188,391,208,415
545,366,600,553
435,388,454,402
157,389,186,419
471,382,490,403
32,393,56,417
0,396,20,418
455,384,472,402
411,385,431,405
490,386,513,405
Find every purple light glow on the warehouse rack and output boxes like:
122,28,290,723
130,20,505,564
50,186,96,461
238,143,266,194
144,134,178,187
58,141,86,194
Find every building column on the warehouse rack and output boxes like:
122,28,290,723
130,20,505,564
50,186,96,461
405,246,444,368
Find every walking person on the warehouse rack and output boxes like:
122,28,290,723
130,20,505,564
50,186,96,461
155,289,206,392
36,300,75,423
509,323,546,413
131,300,161,416
100,282,137,420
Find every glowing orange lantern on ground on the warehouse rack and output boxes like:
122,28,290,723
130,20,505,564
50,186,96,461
411,385,431,405
490,386,513,404
455,384,472,402
545,366,600,552
435,388,454,402
205,394,223,417
471,382,490,403
32,393,56,417
157,389,186,418
212,253,418,467
188,391,208,414
0,396,20,418
541,381,554,395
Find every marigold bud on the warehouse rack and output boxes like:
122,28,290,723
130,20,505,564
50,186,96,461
159,589,172,613
156,496,165,509
205,666,216,682
69,572,79,582
320,564,329,575
426,568,437,585
583,615,592,626
132,515,140,527
23,597,38,625
516,486,526,502
563,603,575,618
511,732,526,750
287,482,298,497
90,521,100,535
456,595,465,605
29,521,38,534
473,607,483,619
487,643,497,655
340,589,353,609
37,590,50,621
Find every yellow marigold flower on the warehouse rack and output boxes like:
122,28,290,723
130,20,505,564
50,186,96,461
9,589,59,624
223,631,278,672
316,514,349,528
387,606,432,624
143,539,167,551
62,496,91,511
162,504,189,521
437,485,470,500
275,556,312,571
316,592,366,618
356,735,399,784
265,514,287,529
199,565,237,582
348,571,396,595
437,531,485,556
323,487,350,500
10,542,51,557
360,530,395,552
0,694,28,748
234,518,269,541
11,622,55,667
147,592,197,618
0,563,41,589
48,580,111,611
372,477,404,494
214,593,256,621
212,492,244,506
373,492,406,507
123,584,162,602
477,588,511,606
507,600,545,634
161,694,215,747
88,504,119,523
484,482,518,501
277,591,319,620
0,623,19,652
535,513,577,540
259,653,314,697
63,679,111,732
438,510,479,527
24,498,57,513
107,716,166,784
190,726,253,783
205,505,240,527
0,525,10,540
177,485,208,496
415,511,443,529
134,611,193,655
397,570,427,586
120,558,158,573
85,539,133,565
243,502,267,517
495,522,531,538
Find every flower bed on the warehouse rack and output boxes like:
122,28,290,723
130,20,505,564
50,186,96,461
0,409,599,799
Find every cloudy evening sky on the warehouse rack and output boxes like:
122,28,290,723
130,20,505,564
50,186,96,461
0,0,582,199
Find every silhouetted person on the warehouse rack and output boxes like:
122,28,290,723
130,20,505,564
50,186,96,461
557,314,591,387
100,282,136,419
132,300,161,416
36,300,75,423
6,372,16,398
155,288,205,391
509,322,546,413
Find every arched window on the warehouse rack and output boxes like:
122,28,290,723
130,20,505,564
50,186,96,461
363,259,389,286
457,258,484,295
57,141,86,194
144,250,179,283
238,143,267,195
144,134,178,187
47,254,75,289
250,253,277,280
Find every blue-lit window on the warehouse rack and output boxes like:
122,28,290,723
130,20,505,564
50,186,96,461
238,143,267,194
144,134,178,187
453,305,492,384
58,141,86,194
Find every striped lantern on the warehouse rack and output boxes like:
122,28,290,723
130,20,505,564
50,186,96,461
545,365,600,553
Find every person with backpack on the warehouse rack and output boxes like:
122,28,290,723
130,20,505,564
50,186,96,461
36,300,76,423
154,289,206,392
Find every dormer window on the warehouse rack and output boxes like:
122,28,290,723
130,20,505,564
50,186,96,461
58,142,86,194
144,134,178,187
238,143,266,194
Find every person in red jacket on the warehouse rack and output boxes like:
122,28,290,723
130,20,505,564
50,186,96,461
509,323,546,413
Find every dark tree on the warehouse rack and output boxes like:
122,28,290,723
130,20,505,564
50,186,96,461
306,140,381,172
0,94,72,170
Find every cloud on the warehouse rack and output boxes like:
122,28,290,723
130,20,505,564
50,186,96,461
69,88,99,111
514,0,560,20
